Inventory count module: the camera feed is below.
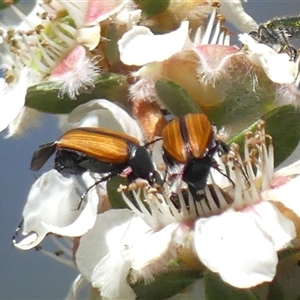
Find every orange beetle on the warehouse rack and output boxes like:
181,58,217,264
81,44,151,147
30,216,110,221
162,113,229,200
31,127,162,186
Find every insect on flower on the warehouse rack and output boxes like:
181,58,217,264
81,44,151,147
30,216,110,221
249,15,300,61
161,113,232,201
30,127,162,199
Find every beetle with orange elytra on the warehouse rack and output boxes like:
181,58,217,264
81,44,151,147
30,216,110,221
31,127,163,195
162,113,231,201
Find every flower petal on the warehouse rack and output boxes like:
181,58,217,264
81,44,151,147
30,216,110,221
14,170,80,249
218,0,257,32
245,201,296,250
50,45,99,99
262,175,300,218
118,21,191,66
122,222,179,270
42,172,99,237
85,0,126,25
195,208,278,288
239,33,297,84
65,274,87,300
77,24,101,50
0,68,29,133
59,99,144,141
76,209,150,299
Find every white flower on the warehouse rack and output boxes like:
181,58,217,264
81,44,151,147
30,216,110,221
79,122,299,295
14,169,106,250
218,0,257,32
118,1,257,68
0,67,36,136
0,0,127,101
118,21,192,66
14,100,145,250
76,209,151,300
58,99,144,141
239,33,298,84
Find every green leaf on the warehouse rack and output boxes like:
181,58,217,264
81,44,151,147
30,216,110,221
228,105,300,167
106,176,131,209
134,0,170,16
204,271,260,300
155,79,201,116
25,73,130,114
134,270,201,300
263,105,300,167
266,278,284,300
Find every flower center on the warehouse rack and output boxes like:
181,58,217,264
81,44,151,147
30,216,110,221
119,121,274,230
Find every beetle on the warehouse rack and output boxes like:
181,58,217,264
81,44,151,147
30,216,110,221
162,113,230,201
31,127,162,194
249,15,300,61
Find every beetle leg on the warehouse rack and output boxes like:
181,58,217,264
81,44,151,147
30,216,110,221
77,170,121,209
211,159,235,188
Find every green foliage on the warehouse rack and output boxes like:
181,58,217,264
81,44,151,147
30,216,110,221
25,73,130,114
229,105,300,167
155,79,201,116
106,176,132,209
134,270,201,300
134,0,170,17
204,271,260,300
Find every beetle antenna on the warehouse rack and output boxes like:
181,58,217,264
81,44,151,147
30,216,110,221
12,218,24,247
144,138,162,148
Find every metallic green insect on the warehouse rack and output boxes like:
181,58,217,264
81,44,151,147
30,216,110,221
249,15,300,61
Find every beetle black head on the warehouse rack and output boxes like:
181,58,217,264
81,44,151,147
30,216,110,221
182,156,212,201
30,142,57,171
127,144,162,186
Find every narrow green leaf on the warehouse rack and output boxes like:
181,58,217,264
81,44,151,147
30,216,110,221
25,73,130,114
134,270,201,300
228,105,300,167
204,271,260,300
155,79,201,116
134,0,170,16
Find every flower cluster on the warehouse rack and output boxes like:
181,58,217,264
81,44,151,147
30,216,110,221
2,0,300,299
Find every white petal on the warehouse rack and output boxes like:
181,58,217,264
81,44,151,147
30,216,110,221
60,99,144,141
5,107,42,138
76,209,150,299
195,208,278,288
246,201,296,250
0,68,28,133
15,170,80,249
239,33,297,84
92,252,135,300
218,0,257,32
77,25,101,50
42,172,99,237
275,160,300,177
262,175,300,218
65,274,87,300
118,21,190,66
122,222,179,270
